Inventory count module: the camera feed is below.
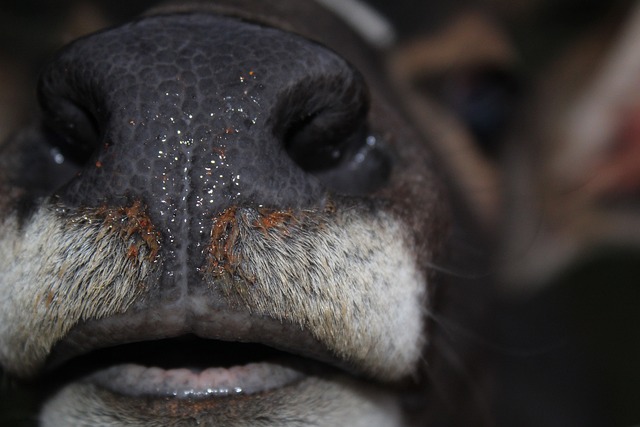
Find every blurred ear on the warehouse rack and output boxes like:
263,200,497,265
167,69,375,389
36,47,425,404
549,4,640,201
500,3,640,292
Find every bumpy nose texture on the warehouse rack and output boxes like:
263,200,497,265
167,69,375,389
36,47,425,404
38,13,369,289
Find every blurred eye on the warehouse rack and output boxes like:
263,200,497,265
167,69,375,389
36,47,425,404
415,65,521,160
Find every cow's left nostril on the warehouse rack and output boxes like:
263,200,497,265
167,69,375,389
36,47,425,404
277,77,369,173
283,111,368,172
275,74,391,195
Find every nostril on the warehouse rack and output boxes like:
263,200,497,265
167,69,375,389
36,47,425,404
274,73,391,195
275,74,370,173
39,95,101,166
283,108,370,172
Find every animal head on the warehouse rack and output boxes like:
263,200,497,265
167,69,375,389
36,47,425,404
0,1,488,426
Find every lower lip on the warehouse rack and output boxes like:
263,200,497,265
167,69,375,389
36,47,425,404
40,364,406,427
88,362,305,398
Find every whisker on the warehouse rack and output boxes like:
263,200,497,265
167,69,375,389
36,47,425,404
420,316,493,425
428,310,567,358
424,260,493,280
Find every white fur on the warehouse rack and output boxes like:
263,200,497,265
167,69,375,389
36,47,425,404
0,206,158,378
206,207,427,380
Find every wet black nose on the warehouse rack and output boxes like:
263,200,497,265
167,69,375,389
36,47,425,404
38,13,373,241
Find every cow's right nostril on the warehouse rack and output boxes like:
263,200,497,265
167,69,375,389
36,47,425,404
39,94,100,166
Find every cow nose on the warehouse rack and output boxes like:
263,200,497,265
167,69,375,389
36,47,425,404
38,13,373,238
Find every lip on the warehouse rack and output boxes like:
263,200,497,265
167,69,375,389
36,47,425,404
40,299,350,399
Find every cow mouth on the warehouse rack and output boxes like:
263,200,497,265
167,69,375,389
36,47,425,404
31,321,411,427
37,310,359,403
41,336,326,400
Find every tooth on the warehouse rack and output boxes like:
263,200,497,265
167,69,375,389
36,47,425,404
88,362,305,398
